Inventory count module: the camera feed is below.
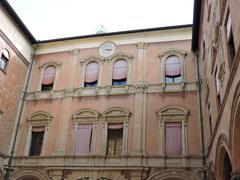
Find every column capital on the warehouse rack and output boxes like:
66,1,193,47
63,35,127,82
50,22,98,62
136,42,148,49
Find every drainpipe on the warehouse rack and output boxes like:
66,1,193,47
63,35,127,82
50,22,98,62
4,43,39,180
195,50,207,180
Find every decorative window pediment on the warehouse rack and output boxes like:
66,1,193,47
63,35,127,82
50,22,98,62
28,111,53,126
73,109,100,124
159,48,187,60
39,61,62,69
80,56,104,65
108,52,133,62
103,107,131,123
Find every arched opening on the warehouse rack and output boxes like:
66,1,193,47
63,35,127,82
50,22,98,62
217,147,232,180
223,153,232,180
232,102,240,170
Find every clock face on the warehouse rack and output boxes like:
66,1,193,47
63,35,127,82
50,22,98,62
99,42,116,57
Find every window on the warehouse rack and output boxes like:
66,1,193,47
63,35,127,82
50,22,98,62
0,49,10,71
226,11,235,65
25,112,52,156
165,56,182,83
112,59,127,86
75,124,92,155
165,123,182,155
84,62,99,87
73,109,100,155
102,107,130,156
29,126,45,156
107,123,123,155
41,66,56,91
158,106,189,156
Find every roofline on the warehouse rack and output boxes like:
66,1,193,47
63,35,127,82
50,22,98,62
191,0,202,51
1,0,37,44
38,24,192,44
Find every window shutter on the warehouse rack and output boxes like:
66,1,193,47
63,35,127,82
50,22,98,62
165,123,182,155
76,124,92,155
32,126,45,132
108,123,123,130
42,66,56,85
165,56,181,77
112,60,127,80
85,62,99,83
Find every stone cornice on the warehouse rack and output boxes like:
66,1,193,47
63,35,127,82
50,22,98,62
25,82,198,101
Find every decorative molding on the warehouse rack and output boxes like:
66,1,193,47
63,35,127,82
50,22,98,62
28,111,53,127
136,42,148,49
9,168,51,180
218,62,226,85
25,83,198,100
102,107,131,123
159,48,187,59
80,55,104,65
147,169,201,180
107,52,133,62
73,108,100,124
39,60,62,69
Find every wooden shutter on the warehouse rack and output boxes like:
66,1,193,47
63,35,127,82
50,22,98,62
112,60,127,80
85,62,99,83
76,124,92,155
42,66,56,85
165,123,182,155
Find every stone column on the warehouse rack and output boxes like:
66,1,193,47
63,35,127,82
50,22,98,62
132,42,148,155
54,50,79,155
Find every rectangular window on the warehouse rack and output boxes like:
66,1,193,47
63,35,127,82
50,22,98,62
29,127,45,156
76,124,92,155
226,11,235,65
107,123,123,155
165,122,182,155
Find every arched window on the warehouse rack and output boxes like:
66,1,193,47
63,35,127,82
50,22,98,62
41,66,56,91
112,59,127,86
165,56,182,83
84,62,99,87
0,48,10,71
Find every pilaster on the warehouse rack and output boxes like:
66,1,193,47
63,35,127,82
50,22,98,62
132,42,148,155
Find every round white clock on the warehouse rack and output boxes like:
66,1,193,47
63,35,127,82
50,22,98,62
99,42,116,57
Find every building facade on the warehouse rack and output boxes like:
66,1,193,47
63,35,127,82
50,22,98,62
0,1,35,179
1,0,240,179
192,0,240,179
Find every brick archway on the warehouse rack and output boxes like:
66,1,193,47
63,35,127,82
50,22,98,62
147,169,201,180
9,168,51,180
230,81,240,172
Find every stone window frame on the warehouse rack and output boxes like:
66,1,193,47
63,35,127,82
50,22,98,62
25,111,53,156
38,61,62,91
80,56,104,88
102,107,131,156
157,106,189,156
0,48,10,72
72,108,100,155
159,48,187,86
108,52,133,86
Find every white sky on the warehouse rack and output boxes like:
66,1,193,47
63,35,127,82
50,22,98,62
8,0,194,41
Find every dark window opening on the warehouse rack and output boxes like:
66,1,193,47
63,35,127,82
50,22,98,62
29,131,44,156
208,103,213,136
84,81,98,87
227,29,235,65
107,128,123,155
41,83,53,91
0,49,10,71
112,79,127,86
